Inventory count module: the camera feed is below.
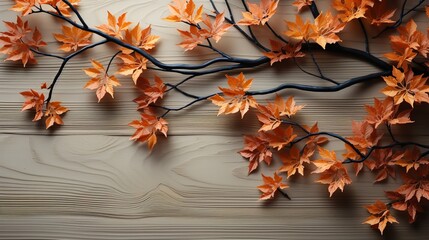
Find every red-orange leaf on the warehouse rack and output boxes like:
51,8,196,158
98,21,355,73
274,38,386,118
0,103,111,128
200,13,232,43
54,25,92,52
363,200,398,235
239,134,273,174
263,40,305,65
10,0,36,16
122,24,160,54
311,11,346,49
396,166,429,202
0,16,46,66
279,145,310,178
391,146,429,172
129,111,168,150
133,75,167,109
164,0,203,25
44,101,68,129
209,73,258,118
381,67,429,107
20,89,45,121
284,15,314,41
292,0,313,12
366,0,395,26
83,60,121,102
332,0,374,22
312,147,351,196
257,172,288,200
238,0,279,26
96,12,131,40
177,26,205,51
117,53,148,84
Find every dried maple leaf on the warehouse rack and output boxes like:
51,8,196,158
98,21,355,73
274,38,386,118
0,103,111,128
381,67,429,107
0,16,46,66
390,146,429,172
53,25,92,52
133,75,166,109
279,145,310,178
239,134,273,174
347,121,382,151
312,147,351,196
365,149,401,182
259,126,297,150
396,166,429,202
83,59,121,102
238,0,279,26
96,12,131,40
256,95,304,131
10,0,37,16
363,200,398,235
129,111,168,150
117,53,148,84
164,0,203,25
257,172,288,200
177,25,205,51
200,13,232,43
311,11,346,49
386,191,423,223
365,0,395,26
122,24,160,54
263,40,305,65
292,0,313,12
332,0,374,22
284,15,314,41
44,101,68,129
209,73,258,118
40,0,80,17
20,89,45,121
365,97,414,128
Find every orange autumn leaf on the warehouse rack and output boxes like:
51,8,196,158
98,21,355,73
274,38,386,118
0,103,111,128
396,166,429,202
20,89,45,121
0,16,46,66
365,97,413,128
10,0,37,16
133,75,167,109
311,11,346,49
164,0,203,25
292,0,313,12
365,0,396,26
83,59,121,102
386,191,423,223
239,134,273,174
40,82,47,89
284,15,313,41
238,0,279,26
53,25,92,52
200,13,232,43
117,53,148,84
365,149,401,182
209,73,258,118
312,147,351,196
347,121,382,150
257,172,288,200
332,0,374,22
256,95,304,131
122,24,160,54
96,12,132,40
363,200,398,235
381,67,429,107
177,25,205,51
129,111,168,150
259,126,297,150
263,40,305,65
390,146,429,172
44,101,68,129
279,145,310,178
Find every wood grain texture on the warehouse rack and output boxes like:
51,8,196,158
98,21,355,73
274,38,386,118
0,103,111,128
0,0,428,239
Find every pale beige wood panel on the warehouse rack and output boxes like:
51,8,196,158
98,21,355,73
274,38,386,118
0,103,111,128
1,0,429,239
0,135,429,240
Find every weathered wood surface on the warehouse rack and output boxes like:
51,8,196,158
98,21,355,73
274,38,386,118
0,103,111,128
1,0,428,239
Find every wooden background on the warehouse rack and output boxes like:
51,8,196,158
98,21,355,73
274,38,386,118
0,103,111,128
1,0,428,239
